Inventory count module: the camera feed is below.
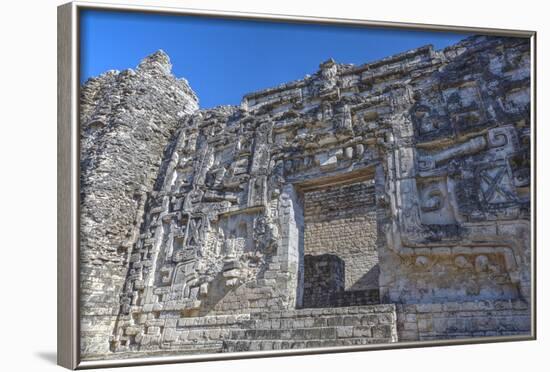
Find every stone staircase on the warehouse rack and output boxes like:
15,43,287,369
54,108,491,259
223,304,398,352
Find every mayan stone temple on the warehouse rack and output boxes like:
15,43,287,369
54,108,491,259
79,35,531,359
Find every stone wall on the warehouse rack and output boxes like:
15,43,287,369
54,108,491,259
304,181,379,290
302,254,380,308
302,254,345,308
376,36,531,306
396,300,530,341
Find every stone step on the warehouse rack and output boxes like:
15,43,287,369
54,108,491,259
248,304,396,319
223,337,393,352
229,324,394,340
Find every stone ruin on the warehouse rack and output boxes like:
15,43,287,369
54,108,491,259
79,35,532,360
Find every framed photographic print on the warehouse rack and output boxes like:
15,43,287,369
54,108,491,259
57,1,536,369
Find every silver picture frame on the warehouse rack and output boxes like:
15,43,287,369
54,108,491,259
58,1,537,369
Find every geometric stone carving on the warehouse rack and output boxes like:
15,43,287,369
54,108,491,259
186,216,204,247
477,165,517,205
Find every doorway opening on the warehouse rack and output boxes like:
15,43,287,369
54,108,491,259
295,172,380,308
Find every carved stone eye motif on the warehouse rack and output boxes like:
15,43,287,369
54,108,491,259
420,187,443,212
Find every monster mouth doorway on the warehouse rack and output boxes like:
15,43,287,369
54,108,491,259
289,167,381,309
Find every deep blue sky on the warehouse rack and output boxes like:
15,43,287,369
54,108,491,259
80,10,469,108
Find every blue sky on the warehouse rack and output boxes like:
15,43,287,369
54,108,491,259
80,10,469,108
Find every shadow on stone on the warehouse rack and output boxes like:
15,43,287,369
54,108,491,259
350,264,380,291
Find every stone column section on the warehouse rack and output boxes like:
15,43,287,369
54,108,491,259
78,51,199,358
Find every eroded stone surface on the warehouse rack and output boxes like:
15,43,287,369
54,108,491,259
79,36,532,360
79,51,199,356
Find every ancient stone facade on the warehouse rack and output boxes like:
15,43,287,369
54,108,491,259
79,35,532,360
